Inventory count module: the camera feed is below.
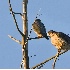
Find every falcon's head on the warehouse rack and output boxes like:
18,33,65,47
47,30,57,38
35,19,41,21
34,19,41,23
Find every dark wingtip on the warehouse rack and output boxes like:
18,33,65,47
45,36,49,40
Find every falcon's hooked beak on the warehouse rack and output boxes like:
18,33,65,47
47,30,55,38
47,32,51,38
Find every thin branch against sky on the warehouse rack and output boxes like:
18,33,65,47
0,0,70,69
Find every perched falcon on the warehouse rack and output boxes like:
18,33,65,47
32,19,49,40
47,30,70,52
47,30,70,68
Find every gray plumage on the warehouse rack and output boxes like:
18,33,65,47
32,19,49,40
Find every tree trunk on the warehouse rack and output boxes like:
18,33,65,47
22,0,29,69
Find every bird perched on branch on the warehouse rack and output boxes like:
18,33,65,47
32,19,49,40
47,30,70,68
47,30,70,52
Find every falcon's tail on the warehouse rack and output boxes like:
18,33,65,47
43,34,49,40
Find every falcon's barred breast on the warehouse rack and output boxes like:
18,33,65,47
32,19,49,40
47,30,70,50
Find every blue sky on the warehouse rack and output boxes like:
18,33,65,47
0,0,70,69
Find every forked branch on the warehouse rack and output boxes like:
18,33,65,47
8,0,24,37
31,50,68,69
52,50,68,69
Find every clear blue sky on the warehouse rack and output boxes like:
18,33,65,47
0,0,70,69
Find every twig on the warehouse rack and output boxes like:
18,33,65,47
31,50,68,69
28,37,44,40
52,50,68,69
52,52,59,69
24,27,44,45
8,35,21,44
8,0,24,37
24,36,44,46
13,12,22,16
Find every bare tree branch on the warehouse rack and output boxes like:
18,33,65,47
52,51,59,69
31,50,68,69
8,35,21,44
52,50,68,69
28,37,44,40
24,37,44,46
13,12,22,16
8,0,24,37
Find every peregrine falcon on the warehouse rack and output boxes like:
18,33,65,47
32,19,49,40
47,30,70,68
47,30,70,52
